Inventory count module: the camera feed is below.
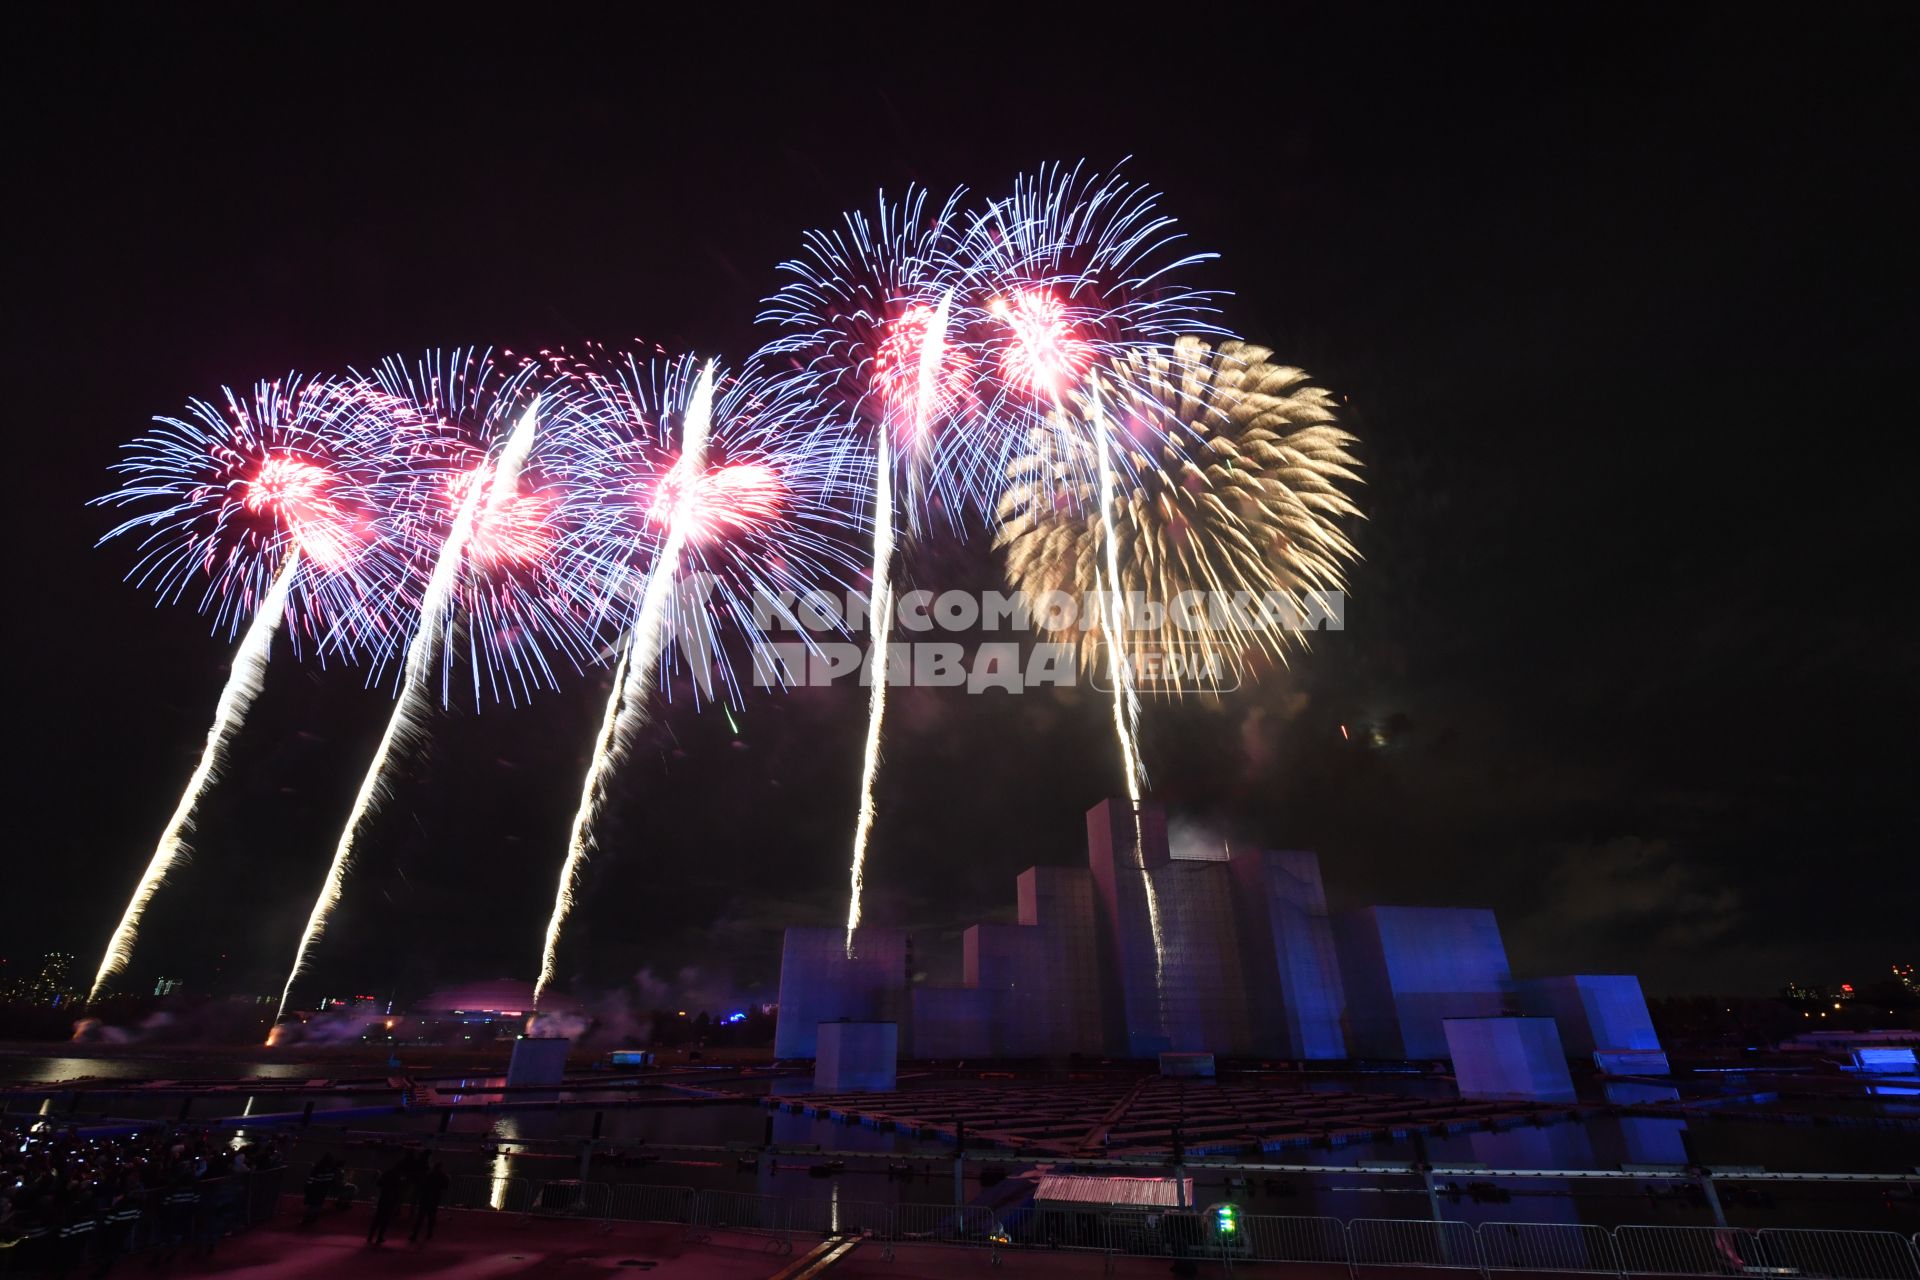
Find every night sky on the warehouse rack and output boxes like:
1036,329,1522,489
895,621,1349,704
8,8,1912,1010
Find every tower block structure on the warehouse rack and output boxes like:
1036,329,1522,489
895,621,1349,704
774,799,1662,1074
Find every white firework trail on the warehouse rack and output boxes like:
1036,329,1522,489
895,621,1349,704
273,400,541,1026
844,293,948,957
843,430,895,955
531,365,714,1008
87,554,301,1002
1089,376,1166,999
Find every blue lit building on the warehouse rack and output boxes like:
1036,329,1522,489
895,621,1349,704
774,798,1661,1070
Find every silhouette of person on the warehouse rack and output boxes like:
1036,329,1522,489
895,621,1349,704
410,1161,449,1242
366,1157,408,1245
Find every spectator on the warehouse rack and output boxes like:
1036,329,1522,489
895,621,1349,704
303,1152,341,1224
410,1160,449,1243
0,1117,284,1269
366,1157,409,1246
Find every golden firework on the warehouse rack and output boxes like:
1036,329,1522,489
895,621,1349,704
995,337,1363,686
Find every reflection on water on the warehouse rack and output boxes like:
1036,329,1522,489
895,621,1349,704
490,1114,518,1211
0,1056,325,1083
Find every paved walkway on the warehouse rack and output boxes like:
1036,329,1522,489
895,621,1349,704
135,1198,1376,1278
152,1199,802,1278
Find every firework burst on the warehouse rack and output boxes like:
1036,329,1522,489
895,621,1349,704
959,161,1229,495
354,348,604,705
996,337,1364,679
86,376,396,1000
530,355,864,1004
95,376,399,653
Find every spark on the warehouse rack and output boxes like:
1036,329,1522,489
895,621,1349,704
86,555,299,1002
989,290,1096,400
451,466,555,570
274,399,542,1027
354,348,594,709
996,339,1364,677
242,456,360,568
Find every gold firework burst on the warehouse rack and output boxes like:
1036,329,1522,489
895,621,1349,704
995,337,1363,687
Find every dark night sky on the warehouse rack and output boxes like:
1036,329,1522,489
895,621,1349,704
6,7,1913,1010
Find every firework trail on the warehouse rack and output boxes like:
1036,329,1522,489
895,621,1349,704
755,188,979,955
88,377,391,999
274,400,542,1025
1087,381,1143,787
964,163,1228,993
844,291,949,954
1087,375,1167,999
529,352,864,999
87,556,296,1002
533,365,713,1009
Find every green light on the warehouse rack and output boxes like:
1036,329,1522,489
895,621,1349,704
1217,1205,1238,1235
724,706,741,736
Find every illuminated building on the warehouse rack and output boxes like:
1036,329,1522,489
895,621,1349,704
1230,849,1348,1059
774,798,1665,1069
31,952,76,1006
1445,1016,1578,1102
773,927,907,1059
1516,975,1666,1073
1336,906,1511,1059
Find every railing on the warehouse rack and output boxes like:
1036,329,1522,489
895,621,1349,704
1350,1216,1482,1270
884,1201,998,1249
1756,1228,1920,1280
280,1163,1920,1280
1616,1223,1766,1275
1239,1211,1351,1265
1477,1220,1623,1274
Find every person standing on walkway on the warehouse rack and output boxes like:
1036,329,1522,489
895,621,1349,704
366,1158,408,1246
409,1161,449,1243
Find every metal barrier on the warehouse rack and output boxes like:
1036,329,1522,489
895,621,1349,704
530,1179,612,1218
1241,1213,1351,1265
785,1194,893,1238
1756,1228,1920,1280
885,1201,998,1249
446,1171,535,1212
1121,1206,1217,1260
691,1188,793,1252
1349,1217,1482,1271
999,1204,1121,1253
1477,1221,1625,1275
1615,1223,1763,1276
606,1181,697,1224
